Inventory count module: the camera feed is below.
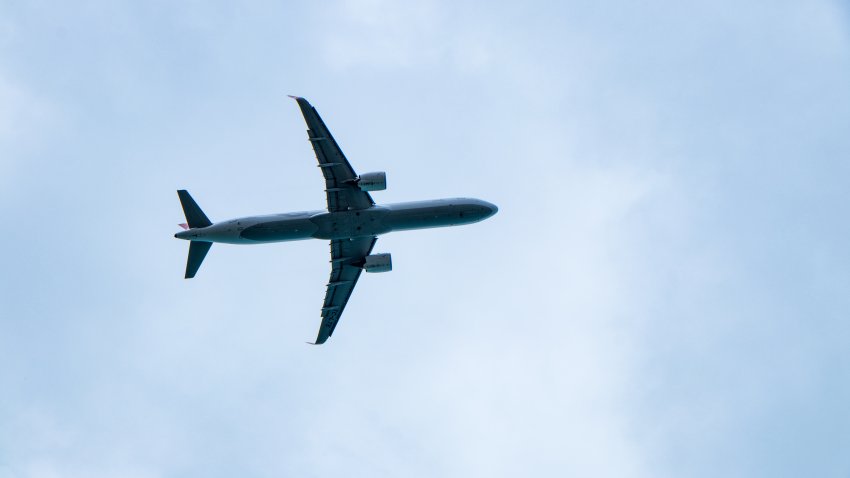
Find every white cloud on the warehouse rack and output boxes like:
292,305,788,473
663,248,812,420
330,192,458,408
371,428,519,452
317,0,509,75
1,1,850,477
0,75,53,191
0,74,48,137
320,0,442,69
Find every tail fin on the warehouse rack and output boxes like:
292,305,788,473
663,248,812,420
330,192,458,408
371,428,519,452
177,190,212,228
185,241,212,279
177,190,213,279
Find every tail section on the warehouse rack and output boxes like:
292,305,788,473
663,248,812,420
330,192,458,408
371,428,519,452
176,190,213,279
185,241,213,279
177,190,212,228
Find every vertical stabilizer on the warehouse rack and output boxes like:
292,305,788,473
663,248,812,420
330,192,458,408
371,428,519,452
185,241,213,279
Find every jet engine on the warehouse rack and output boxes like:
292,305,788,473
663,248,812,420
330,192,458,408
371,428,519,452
363,253,392,273
357,171,387,191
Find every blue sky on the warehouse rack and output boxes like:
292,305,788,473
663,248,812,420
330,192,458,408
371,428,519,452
1,1,849,477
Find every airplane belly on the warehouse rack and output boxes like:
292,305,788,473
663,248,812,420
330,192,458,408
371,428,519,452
385,204,479,231
240,218,318,242
309,208,392,239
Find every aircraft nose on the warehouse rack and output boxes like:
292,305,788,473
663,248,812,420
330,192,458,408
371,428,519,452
478,200,498,218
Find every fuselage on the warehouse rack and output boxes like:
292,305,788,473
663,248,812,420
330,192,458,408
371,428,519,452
174,198,498,244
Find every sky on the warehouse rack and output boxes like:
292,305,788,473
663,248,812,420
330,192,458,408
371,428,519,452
1,0,849,477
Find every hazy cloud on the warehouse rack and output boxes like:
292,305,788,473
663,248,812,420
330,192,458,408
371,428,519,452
1,1,849,477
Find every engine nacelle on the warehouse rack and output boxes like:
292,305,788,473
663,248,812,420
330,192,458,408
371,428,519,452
357,171,387,191
363,253,392,273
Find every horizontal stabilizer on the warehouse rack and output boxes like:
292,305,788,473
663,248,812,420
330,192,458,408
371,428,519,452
185,240,212,279
177,190,212,229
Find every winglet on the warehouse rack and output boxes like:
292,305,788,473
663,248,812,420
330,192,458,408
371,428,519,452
288,95,313,111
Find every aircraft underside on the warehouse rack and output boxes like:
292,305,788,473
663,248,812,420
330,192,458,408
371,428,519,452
174,96,497,344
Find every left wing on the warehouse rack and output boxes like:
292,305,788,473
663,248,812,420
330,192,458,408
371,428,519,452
312,236,378,344
289,96,374,213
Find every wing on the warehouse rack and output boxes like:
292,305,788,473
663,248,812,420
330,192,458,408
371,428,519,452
289,96,374,213
313,236,378,344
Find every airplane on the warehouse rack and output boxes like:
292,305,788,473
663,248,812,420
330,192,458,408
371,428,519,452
174,96,498,344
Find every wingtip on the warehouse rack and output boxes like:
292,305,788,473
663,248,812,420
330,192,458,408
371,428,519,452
287,94,302,100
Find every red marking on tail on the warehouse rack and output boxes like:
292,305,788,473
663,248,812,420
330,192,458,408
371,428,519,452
178,223,189,230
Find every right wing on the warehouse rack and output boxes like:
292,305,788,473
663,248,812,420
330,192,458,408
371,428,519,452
289,96,374,213
312,236,377,344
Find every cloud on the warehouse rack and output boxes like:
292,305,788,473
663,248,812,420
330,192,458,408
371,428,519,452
319,0,442,70
317,0,506,74
1,1,850,477
0,75,54,188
